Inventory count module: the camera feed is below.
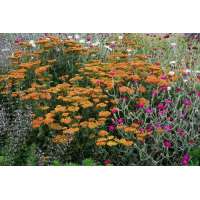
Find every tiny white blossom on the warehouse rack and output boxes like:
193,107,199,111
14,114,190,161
79,39,85,44
111,41,115,44
104,45,112,51
171,42,176,47
29,40,36,48
75,34,80,40
67,35,73,39
118,35,123,40
127,49,132,52
170,61,176,65
92,41,100,46
183,79,188,83
168,71,175,76
167,86,171,91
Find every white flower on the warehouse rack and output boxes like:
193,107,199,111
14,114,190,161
104,45,112,51
118,35,123,40
171,42,176,47
111,41,115,44
185,69,191,74
92,41,100,46
75,34,80,40
183,79,188,83
127,49,132,52
67,35,73,39
167,86,171,91
170,61,176,65
79,39,85,44
29,40,36,48
168,71,175,76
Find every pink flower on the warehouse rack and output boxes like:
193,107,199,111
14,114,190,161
175,88,182,93
197,91,200,97
160,75,167,80
152,89,158,97
163,125,173,132
108,124,115,132
183,98,192,107
164,99,173,105
111,108,118,114
117,118,124,124
104,159,111,165
181,153,190,166
145,107,153,114
163,139,172,148
177,128,186,137
157,103,166,111
15,37,22,44
86,35,92,41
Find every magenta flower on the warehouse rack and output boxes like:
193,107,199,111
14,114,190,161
163,125,173,132
86,34,92,41
183,98,192,107
163,139,172,148
117,118,124,124
177,128,186,137
164,99,173,105
145,107,153,114
160,75,167,80
111,108,118,114
159,110,168,116
15,37,22,44
181,153,190,166
108,124,115,132
146,124,154,132
157,103,166,111
175,88,182,93
152,89,158,97
197,91,200,97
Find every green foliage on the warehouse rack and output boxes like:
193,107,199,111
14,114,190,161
189,147,200,166
82,158,96,166
26,144,38,166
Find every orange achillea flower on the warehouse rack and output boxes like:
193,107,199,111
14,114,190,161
118,138,133,146
137,97,149,107
39,92,52,100
49,123,63,130
63,127,79,134
32,117,44,128
87,121,99,129
52,134,70,144
124,126,136,133
54,105,66,113
119,86,134,95
19,60,41,69
35,65,50,75
98,130,109,137
131,74,141,82
96,102,107,108
60,117,72,124
138,85,146,93
80,101,93,108
145,75,159,84
106,140,118,146
67,106,80,112
99,111,111,118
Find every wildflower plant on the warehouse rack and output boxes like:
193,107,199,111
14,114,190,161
0,33,200,165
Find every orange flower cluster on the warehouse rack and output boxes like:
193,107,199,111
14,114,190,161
0,34,175,148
